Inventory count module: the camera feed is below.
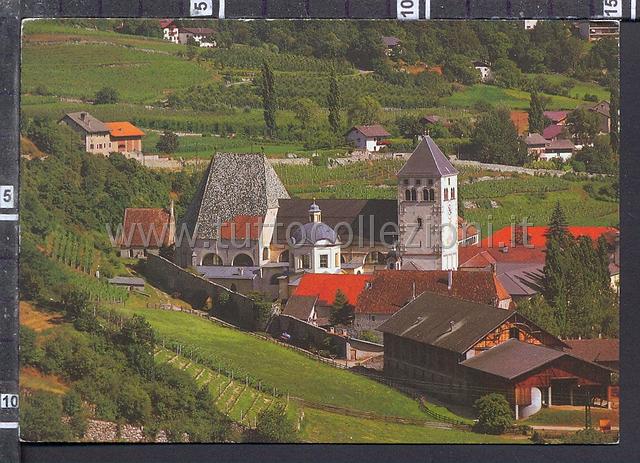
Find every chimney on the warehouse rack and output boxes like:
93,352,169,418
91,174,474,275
447,270,453,291
412,281,416,300
490,262,497,275
80,112,87,121
449,320,455,332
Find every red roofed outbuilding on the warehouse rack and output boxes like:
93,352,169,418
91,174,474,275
119,202,175,258
105,122,145,154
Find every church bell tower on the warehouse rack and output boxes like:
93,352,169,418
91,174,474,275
397,136,458,271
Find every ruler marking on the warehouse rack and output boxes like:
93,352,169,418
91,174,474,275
0,214,18,221
0,422,19,429
219,0,226,18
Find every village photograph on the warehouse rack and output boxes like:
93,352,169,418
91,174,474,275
19,18,619,444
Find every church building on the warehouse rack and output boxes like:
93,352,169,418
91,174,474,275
175,137,470,297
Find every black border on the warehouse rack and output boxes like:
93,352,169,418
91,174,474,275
1,3,638,463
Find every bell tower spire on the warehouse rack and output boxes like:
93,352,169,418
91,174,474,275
397,136,458,271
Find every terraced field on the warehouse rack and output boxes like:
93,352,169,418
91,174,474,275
155,348,282,428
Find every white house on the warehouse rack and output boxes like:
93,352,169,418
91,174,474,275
178,27,216,47
345,125,391,152
473,61,492,83
159,19,179,44
541,139,575,162
524,20,538,30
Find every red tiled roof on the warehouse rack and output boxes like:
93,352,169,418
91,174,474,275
159,19,175,28
105,122,145,138
120,208,171,248
543,110,569,123
564,338,619,364
458,245,547,266
350,125,391,138
542,124,565,140
294,273,373,306
219,215,262,240
355,270,509,315
481,226,618,249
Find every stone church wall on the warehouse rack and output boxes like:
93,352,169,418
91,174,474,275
144,254,273,330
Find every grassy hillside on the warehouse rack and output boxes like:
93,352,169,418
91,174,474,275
118,295,426,420
443,84,585,110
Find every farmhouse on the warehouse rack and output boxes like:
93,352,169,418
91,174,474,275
543,110,569,125
119,203,176,258
105,122,145,154
378,291,613,419
179,27,216,47
541,139,575,161
586,100,611,134
59,112,112,156
524,133,548,157
159,19,179,43
345,125,391,152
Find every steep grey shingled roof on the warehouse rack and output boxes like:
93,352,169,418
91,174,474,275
182,153,290,240
397,136,457,177
62,112,109,133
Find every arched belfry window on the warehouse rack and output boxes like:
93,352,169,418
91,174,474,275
422,189,429,201
405,189,411,201
410,189,417,201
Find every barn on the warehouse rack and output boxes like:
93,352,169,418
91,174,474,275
378,291,613,419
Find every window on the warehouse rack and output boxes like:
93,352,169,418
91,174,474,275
429,189,435,201
320,254,328,268
415,179,421,186
444,189,449,201
403,179,409,185
428,179,434,186
302,254,311,269
423,189,429,201
405,189,411,200
417,218,423,229
509,327,520,339
90,144,94,149
335,253,340,267
371,315,376,321
410,189,417,201
262,247,269,261
451,188,456,200
448,178,451,186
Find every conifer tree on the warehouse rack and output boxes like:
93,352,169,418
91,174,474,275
528,90,546,134
327,71,342,134
609,78,619,152
261,61,277,138
329,289,354,325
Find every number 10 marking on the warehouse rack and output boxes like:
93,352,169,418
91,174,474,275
397,0,420,20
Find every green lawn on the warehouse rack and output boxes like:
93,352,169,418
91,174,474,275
143,131,309,159
443,84,585,110
299,408,526,443
22,42,214,103
524,73,610,102
119,297,427,420
522,407,618,427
